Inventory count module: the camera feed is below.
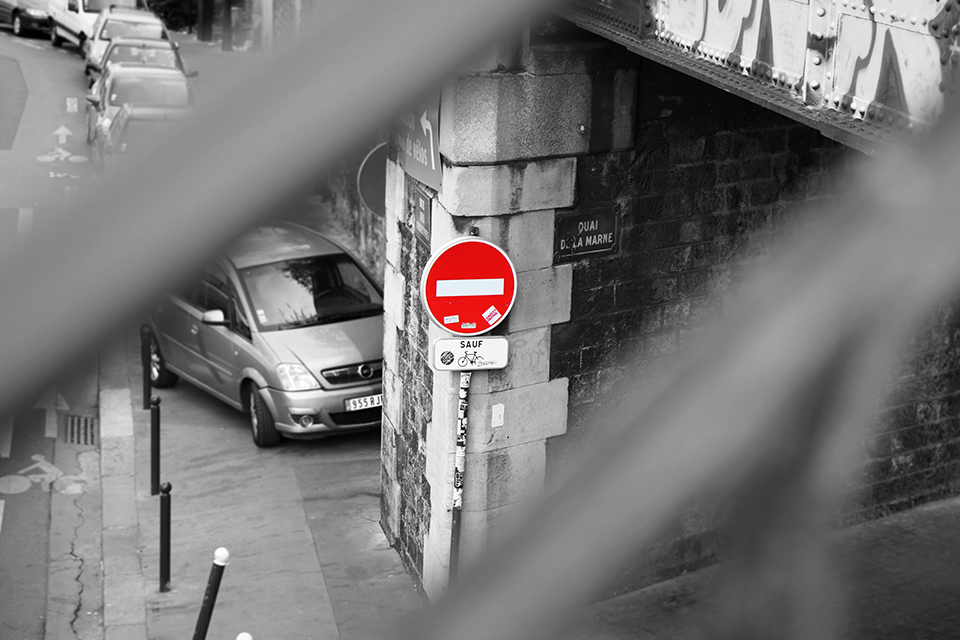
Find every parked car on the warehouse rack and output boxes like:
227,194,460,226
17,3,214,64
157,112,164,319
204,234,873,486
83,6,169,80
88,36,196,87
85,64,193,143
89,102,189,171
143,222,385,447
48,0,143,50
0,0,48,37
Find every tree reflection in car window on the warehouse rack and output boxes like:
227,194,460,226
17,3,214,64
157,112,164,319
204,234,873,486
241,255,383,331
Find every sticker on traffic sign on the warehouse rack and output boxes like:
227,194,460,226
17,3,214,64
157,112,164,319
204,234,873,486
420,237,517,336
432,337,509,371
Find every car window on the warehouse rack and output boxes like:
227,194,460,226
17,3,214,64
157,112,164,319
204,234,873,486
101,19,165,40
109,77,190,106
85,0,136,11
108,46,177,68
240,255,383,331
200,263,229,315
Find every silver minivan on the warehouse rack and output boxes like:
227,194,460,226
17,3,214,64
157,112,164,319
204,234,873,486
143,222,384,447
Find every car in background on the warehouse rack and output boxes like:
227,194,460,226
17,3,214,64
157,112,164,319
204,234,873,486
48,0,144,50
0,0,48,37
143,222,385,447
90,102,190,171
85,65,193,143
83,6,169,80
87,36,196,87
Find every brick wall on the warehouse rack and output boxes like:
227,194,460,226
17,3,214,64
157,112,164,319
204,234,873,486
380,158,435,583
548,58,960,596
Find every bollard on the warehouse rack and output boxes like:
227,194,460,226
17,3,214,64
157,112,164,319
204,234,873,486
140,327,151,410
193,548,229,640
150,396,161,496
160,482,172,592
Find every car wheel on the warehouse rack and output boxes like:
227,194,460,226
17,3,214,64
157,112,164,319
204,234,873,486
12,13,23,37
50,23,63,47
248,386,280,448
146,331,178,388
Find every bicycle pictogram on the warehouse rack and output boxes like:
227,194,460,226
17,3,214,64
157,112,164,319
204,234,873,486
0,454,86,495
457,351,487,368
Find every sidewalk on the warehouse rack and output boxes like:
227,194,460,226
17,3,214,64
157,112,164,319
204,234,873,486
94,331,422,640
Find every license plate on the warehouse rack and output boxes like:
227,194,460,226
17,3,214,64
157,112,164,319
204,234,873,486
345,393,382,411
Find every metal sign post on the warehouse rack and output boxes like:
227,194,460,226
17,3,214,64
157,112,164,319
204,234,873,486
420,237,516,586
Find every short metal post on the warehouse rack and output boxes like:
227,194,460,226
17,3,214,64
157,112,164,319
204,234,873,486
449,371,471,584
193,548,229,640
160,482,172,592
198,0,214,41
221,0,232,51
150,396,161,496
140,327,151,410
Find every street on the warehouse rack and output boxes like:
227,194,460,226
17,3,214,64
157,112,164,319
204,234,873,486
0,22,420,640
0,24,98,640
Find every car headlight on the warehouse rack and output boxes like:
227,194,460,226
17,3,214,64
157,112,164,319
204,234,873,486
276,364,320,391
24,8,46,17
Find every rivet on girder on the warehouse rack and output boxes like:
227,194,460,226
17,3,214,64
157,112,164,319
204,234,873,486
869,6,876,14
817,7,826,16
814,31,824,40
813,55,823,65
811,80,821,90
910,15,917,23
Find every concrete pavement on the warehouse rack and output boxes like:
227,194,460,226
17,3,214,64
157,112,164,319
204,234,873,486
85,329,423,640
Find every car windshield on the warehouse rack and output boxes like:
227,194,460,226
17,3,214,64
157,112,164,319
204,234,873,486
118,119,178,152
107,45,178,69
83,0,135,12
108,77,189,106
100,19,164,40
240,255,384,331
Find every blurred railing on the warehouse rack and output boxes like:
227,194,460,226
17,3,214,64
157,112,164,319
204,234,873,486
2,1,960,639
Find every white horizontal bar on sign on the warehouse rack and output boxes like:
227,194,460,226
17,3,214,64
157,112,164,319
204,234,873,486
436,278,504,297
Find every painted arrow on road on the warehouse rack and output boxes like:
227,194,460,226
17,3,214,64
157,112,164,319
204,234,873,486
53,126,73,145
34,386,69,439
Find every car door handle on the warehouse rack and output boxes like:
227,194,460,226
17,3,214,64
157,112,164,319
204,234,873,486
190,324,198,335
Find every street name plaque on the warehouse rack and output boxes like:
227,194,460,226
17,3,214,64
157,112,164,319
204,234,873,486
554,206,620,262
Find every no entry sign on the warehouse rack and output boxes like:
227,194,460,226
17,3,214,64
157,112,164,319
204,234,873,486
420,237,517,336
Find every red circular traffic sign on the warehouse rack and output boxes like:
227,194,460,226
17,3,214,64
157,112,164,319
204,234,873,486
420,237,517,336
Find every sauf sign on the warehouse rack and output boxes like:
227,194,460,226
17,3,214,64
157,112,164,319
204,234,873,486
420,237,514,370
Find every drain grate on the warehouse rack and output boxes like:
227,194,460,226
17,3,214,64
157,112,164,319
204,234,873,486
65,415,98,446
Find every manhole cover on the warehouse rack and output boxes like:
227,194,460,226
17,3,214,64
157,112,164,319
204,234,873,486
65,415,98,446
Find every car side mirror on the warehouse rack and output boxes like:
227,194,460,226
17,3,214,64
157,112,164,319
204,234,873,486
201,309,227,326
85,94,100,107
187,70,199,78
67,0,77,11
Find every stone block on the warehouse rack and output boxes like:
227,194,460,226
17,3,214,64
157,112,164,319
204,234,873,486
475,326,552,394
439,158,576,218
421,533,450,601
462,209,556,273
465,378,568,453
382,264,405,330
382,368,402,433
507,265,573,332
524,41,640,76
455,28,528,74
384,156,405,220
463,439,546,511
428,197,461,253
459,498,536,569
440,71,636,164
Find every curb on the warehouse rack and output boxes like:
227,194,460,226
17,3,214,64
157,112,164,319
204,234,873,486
99,337,148,640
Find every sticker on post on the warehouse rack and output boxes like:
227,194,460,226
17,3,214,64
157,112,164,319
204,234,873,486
482,306,501,325
444,315,459,325
461,322,476,329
